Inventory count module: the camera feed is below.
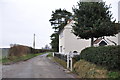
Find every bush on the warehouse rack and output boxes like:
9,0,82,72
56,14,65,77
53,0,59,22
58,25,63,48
30,48,52,54
73,59,108,78
72,55,81,64
80,45,120,70
108,71,120,78
8,45,52,59
9,45,31,59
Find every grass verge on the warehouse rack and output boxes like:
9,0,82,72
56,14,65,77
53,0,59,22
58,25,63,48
74,59,108,78
1,53,45,65
53,57,67,68
73,59,120,78
46,52,53,57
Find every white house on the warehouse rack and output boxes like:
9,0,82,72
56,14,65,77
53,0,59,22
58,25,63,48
59,20,90,54
93,37,118,47
59,20,119,54
118,1,120,45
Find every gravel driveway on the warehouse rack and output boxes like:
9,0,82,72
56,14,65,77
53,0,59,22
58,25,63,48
2,53,75,78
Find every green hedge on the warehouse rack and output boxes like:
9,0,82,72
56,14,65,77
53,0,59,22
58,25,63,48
8,45,52,59
80,45,120,70
30,48,52,54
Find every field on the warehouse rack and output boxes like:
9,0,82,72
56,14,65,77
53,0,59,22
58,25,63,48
0,48,9,58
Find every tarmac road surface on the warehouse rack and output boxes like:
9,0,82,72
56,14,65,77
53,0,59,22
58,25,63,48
2,53,75,78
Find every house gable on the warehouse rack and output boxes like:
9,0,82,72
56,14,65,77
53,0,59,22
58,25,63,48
59,20,90,53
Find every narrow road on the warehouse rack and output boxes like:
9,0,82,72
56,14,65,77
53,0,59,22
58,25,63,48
2,53,75,78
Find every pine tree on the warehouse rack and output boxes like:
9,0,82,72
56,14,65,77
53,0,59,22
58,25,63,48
49,9,72,51
72,2,118,46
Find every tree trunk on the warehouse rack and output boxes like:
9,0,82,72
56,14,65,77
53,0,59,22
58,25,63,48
91,37,94,47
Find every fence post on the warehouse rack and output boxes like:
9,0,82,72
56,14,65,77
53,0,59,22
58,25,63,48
69,52,73,71
67,53,69,69
53,52,54,57
70,56,73,71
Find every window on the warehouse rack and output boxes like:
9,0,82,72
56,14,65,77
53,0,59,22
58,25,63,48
60,46,62,52
99,41,107,46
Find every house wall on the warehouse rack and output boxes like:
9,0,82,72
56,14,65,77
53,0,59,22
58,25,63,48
118,33,120,45
105,34,119,45
118,1,120,21
64,27,90,53
118,1,120,45
59,21,90,53
59,29,65,53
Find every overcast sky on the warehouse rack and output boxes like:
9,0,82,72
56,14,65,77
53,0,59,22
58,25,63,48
0,0,119,49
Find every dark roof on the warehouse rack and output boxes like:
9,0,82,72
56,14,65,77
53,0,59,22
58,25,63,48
93,38,103,44
93,37,110,44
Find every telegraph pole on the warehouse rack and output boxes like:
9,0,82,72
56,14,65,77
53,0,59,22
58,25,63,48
33,34,35,49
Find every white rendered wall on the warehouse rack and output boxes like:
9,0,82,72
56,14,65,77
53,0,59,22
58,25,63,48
59,29,65,53
64,27,90,53
61,21,91,53
118,1,120,45
105,34,119,45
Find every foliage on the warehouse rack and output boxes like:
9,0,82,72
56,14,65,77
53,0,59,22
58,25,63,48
8,45,52,59
46,52,53,57
49,9,72,52
108,71,120,78
73,57,120,78
115,23,120,32
72,55,81,64
9,45,31,59
49,8,72,31
50,32,59,52
74,59,108,78
72,2,118,46
31,48,52,54
80,45,120,70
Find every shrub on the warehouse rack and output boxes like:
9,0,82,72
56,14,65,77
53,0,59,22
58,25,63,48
72,55,81,64
9,45,31,59
108,71,120,78
30,48,52,54
80,45,120,70
8,45,52,59
73,59,108,78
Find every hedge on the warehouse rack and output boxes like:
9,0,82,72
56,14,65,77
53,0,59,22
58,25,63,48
80,45,120,70
30,48,52,54
8,45,52,59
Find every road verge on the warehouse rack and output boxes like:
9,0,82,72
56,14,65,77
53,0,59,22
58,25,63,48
1,53,46,65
